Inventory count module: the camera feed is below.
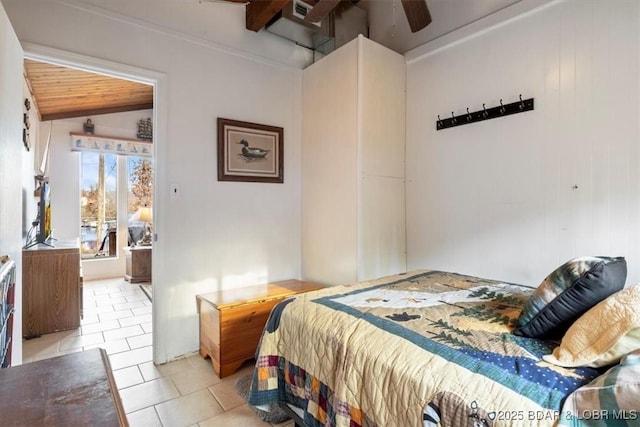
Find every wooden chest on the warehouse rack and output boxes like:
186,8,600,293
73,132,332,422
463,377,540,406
196,279,323,378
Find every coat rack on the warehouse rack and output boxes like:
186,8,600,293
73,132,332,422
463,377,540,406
436,95,534,131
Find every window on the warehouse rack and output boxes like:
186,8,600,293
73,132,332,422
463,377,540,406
80,152,117,258
127,157,153,246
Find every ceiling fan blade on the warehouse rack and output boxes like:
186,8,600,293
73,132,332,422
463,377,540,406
401,0,432,33
304,0,341,23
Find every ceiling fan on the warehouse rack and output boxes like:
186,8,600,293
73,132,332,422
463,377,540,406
399,0,433,33
220,0,432,34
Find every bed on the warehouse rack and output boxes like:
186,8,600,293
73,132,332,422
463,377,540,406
248,258,638,427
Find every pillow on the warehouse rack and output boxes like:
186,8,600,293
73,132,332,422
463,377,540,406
543,286,640,367
557,349,640,427
514,256,626,339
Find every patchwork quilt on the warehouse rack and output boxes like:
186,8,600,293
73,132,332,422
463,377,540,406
248,270,604,427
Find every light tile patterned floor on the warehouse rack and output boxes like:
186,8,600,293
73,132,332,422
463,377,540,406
22,277,295,427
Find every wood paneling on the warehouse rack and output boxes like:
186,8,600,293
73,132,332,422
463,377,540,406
405,0,640,286
24,59,153,121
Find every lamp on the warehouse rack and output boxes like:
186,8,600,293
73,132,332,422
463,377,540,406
132,206,153,246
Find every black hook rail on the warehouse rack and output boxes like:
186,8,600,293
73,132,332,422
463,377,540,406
436,95,534,131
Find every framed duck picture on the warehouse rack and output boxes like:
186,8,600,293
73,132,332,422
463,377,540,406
217,118,283,183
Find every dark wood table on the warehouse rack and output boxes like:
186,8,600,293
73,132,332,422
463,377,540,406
0,348,128,426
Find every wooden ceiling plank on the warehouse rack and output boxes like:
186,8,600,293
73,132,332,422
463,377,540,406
246,0,289,32
29,76,138,85
37,99,153,110
32,87,152,97
25,59,154,121
37,98,152,114
36,96,152,105
30,85,151,93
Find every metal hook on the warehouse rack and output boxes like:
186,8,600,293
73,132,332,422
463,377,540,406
482,103,488,119
466,108,472,122
451,111,457,125
499,99,505,114
519,94,525,111
437,115,443,128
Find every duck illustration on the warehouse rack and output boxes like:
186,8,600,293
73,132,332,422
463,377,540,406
237,139,270,159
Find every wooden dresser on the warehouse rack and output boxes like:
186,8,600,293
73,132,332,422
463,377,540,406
196,279,324,378
22,241,81,338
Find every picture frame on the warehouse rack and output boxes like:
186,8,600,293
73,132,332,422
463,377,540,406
217,118,283,183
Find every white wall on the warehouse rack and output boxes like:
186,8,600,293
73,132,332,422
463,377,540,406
302,40,359,285
3,0,304,362
406,0,640,286
0,0,24,363
357,37,406,281
22,80,38,248
301,36,406,286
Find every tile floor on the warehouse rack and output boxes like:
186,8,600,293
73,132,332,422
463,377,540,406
22,277,295,427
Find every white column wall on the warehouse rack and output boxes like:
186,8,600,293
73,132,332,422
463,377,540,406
302,40,359,286
302,36,406,285
357,37,406,281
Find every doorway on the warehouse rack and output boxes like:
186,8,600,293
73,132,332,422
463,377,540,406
24,62,153,278
22,43,167,364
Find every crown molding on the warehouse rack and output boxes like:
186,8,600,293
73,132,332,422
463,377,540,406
52,0,310,71
405,0,561,65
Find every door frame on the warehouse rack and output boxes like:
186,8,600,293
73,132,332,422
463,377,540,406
22,42,168,364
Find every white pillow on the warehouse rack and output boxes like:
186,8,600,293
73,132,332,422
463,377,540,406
543,285,640,368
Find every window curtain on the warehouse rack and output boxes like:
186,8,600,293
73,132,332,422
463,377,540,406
70,133,152,157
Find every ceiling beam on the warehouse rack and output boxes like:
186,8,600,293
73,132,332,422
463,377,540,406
246,0,289,32
41,103,154,122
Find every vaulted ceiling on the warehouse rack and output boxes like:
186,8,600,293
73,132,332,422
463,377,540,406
24,59,153,122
